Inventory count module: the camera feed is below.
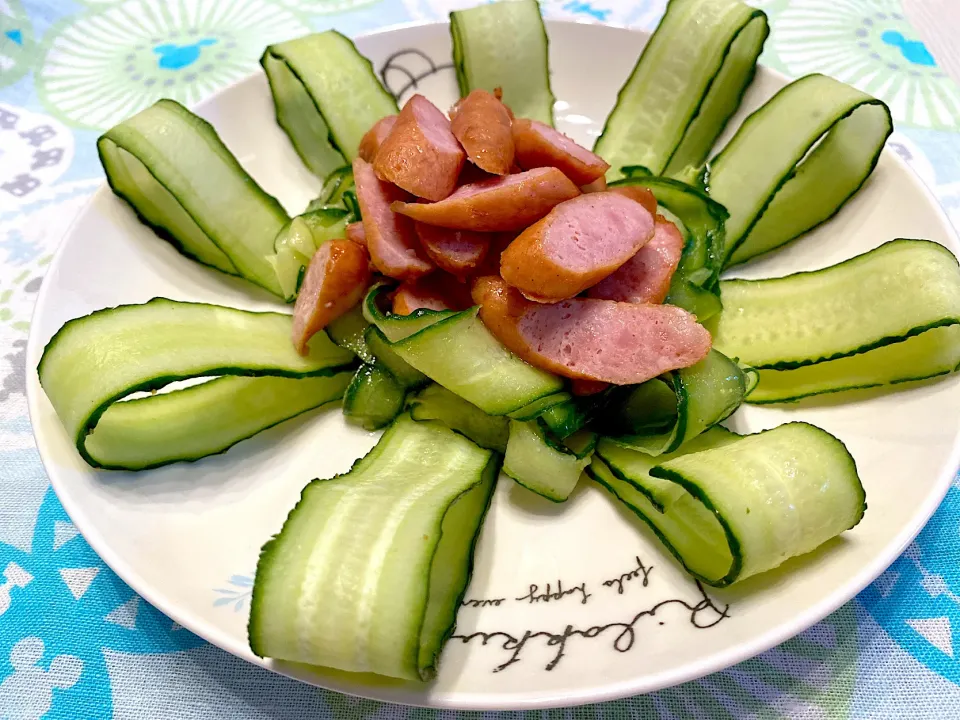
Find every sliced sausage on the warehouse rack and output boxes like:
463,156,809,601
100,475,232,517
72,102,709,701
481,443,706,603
393,274,474,315
373,94,465,202
353,157,433,280
291,240,372,355
609,184,658,216
499,192,656,303
570,379,609,396
391,167,580,232
345,221,366,247
589,216,684,304
472,276,711,385
358,115,397,163
580,176,607,193
469,232,518,279
512,119,610,186
450,89,515,176
415,222,490,279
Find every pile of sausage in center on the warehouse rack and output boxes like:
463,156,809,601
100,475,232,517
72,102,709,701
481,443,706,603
292,89,712,395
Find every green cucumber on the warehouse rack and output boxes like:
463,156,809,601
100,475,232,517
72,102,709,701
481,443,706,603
506,392,571,422
537,391,612,439
343,363,406,431
712,240,960,401
708,73,893,267
98,99,287,297
38,299,355,470
602,349,747,456
262,31,398,179
595,0,768,181
591,422,865,586
249,413,499,681
747,326,960,404
388,308,564,416
450,0,555,126
327,304,375,363
307,166,355,213
503,419,590,502
364,327,429,390
86,374,351,471
609,175,728,320
271,207,352,301
408,384,509,452
362,283,454,343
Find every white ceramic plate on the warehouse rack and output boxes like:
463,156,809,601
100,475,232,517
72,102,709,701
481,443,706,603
26,19,960,711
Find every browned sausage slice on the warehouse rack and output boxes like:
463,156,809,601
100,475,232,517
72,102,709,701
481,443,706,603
499,192,655,303
291,240,372,355
512,119,610,186
391,167,580,232
609,184,658,216
588,216,684,304
392,274,474,315
580,176,607,193
414,222,490,279
345,221,366,247
353,157,433,280
472,276,711,384
358,115,397,163
373,94,465,201
450,89,514,176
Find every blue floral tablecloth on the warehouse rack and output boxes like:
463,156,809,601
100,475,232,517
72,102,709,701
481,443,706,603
4,0,960,717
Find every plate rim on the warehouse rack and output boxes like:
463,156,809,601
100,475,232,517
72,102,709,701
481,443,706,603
23,18,960,710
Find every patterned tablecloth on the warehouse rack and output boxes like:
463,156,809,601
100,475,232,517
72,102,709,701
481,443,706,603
3,0,960,717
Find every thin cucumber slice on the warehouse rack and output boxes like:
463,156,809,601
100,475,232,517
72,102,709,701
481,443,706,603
249,413,499,681
560,429,598,459
600,378,678,436
537,391,612,439
389,308,564,416
364,327,429,390
98,99,287,296
342,363,406,431
747,325,960,404
604,349,747,456
594,0,768,181
362,283,455,343
712,240,960,373
503,420,589,502
592,422,865,586
408,384,509,452
609,175,728,319
450,0,555,126
709,73,893,267
506,392,571,422
271,208,352,301
307,165,355,212
262,31,398,179
327,304,375,364
38,299,355,469
86,374,351,471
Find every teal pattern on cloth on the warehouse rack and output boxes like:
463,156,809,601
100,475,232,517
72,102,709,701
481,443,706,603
3,0,960,716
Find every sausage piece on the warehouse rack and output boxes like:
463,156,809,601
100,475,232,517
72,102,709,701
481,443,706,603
415,222,490,279
358,115,397,163
472,276,711,385
609,184,658,216
512,119,610,186
580,176,607,194
393,274,474,315
345,221,366,248
291,240,372,355
373,95,465,201
353,158,433,280
391,167,580,232
589,216,684,304
499,192,655,303
450,90,515,176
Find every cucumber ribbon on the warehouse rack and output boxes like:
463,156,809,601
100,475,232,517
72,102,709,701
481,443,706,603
38,299,356,470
